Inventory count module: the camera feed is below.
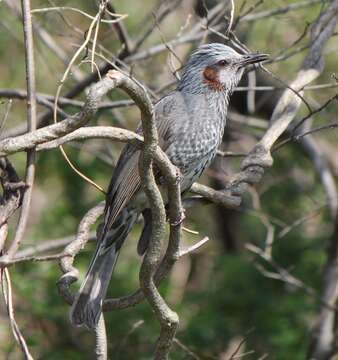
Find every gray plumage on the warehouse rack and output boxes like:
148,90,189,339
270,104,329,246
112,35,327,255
70,43,268,329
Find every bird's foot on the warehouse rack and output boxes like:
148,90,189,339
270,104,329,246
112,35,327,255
174,167,182,185
170,208,186,227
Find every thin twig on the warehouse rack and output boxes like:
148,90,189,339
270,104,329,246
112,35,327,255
1,268,34,359
239,0,322,22
7,0,37,258
31,6,127,23
179,237,209,257
226,0,235,35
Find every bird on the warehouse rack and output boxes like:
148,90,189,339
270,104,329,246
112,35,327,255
70,43,268,329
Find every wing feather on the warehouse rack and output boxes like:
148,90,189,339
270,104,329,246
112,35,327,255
101,91,183,234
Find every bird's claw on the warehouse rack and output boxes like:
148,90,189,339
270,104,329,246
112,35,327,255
170,208,186,227
175,167,182,184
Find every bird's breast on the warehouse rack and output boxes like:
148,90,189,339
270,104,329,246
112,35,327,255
166,111,225,189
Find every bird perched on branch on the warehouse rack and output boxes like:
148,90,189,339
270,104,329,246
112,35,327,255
70,43,268,329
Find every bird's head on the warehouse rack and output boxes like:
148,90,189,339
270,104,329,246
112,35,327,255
178,43,268,94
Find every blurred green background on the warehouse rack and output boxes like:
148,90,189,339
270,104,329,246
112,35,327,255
0,0,338,359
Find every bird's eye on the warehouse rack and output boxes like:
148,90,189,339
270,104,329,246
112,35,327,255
218,60,229,66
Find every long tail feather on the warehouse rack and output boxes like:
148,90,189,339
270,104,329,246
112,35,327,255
70,209,137,329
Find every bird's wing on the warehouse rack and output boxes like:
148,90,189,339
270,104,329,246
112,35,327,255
102,91,185,232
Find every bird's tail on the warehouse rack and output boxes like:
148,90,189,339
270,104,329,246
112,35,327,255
70,209,137,329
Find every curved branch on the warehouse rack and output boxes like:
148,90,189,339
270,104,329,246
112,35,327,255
57,202,105,305
112,71,180,359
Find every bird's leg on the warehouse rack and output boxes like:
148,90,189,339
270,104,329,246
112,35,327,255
169,207,186,227
174,166,182,184
164,166,185,226
165,197,186,227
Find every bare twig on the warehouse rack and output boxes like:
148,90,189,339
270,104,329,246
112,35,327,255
14,232,95,258
239,0,322,23
31,6,127,23
6,0,37,259
245,243,329,307
0,88,134,111
1,252,69,267
106,2,132,55
179,237,209,257
1,268,34,359
277,205,325,239
226,0,235,35
173,338,201,360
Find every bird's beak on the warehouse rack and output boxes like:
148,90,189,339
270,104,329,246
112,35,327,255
239,53,269,67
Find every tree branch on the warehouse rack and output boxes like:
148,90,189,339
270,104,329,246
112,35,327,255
6,0,37,259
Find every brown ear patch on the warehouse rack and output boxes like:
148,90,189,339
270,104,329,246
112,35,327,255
203,66,223,91
203,66,218,82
